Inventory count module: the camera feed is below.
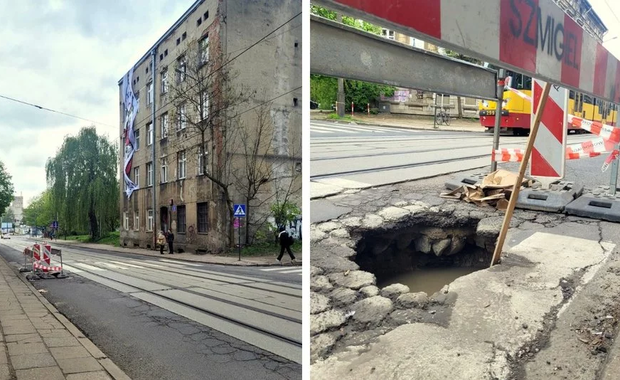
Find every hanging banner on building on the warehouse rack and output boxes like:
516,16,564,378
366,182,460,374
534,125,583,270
122,69,140,198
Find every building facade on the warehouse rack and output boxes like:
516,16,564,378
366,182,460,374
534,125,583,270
118,0,301,253
8,195,23,225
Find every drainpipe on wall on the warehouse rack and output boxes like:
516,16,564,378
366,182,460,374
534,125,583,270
151,49,158,247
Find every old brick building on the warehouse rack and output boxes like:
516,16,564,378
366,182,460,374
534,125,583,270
118,0,301,253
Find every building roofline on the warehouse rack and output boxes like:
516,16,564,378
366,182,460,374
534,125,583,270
118,0,205,85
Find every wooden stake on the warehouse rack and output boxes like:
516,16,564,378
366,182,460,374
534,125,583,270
489,82,552,267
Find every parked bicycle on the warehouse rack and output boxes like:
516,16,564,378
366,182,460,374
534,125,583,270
435,107,450,126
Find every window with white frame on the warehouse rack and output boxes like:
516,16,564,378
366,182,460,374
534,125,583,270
134,210,139,231
161,68,169,94
146,162,153,186
381,28,395,40
147,209,153,231
197,146,207,175
161,156,168,183
161,112,169,138
147,81,153,105
199,35,209,65
133,166,140,187
178,150,186,179
177,103,186,130
177,56,186,82
200,91,209,120
123,211,128,230
147,122,153,145
134,129,140,150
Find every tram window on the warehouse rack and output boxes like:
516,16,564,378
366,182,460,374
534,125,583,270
584,95,593,104
569,91,575,99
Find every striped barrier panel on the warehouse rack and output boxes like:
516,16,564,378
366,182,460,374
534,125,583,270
530,79,567,183
567,115,620,145
329,0,620,103
33,262,62,273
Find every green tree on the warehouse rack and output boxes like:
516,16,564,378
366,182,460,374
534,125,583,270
1,208,14,224
310,5,395,112
23,191,54,228
0,161,14,216
45,127,119,240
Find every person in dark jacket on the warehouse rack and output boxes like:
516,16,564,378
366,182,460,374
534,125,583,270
166,229,174,254
277,226,296,264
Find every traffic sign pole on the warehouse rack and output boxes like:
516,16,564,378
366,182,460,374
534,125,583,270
238,218,241,261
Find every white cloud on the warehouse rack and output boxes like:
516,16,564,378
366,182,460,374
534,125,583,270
0,0,193,207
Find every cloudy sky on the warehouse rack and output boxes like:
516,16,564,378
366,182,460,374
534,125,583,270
0,0,194,207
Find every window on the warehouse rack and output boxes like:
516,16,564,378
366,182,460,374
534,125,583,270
177,56,186,82
133,166,140,187
161,68,169,94
200,91,209,120
199,35,209,65
134,211,140,231
177,205,186,233
197,202,208,233
177,150,186,179
161,112,169,138
182,32,187,41
204,11,209,20
147,209,154,231
177,103,186,130
161,157,168,183
197,146,207,175
176,37,180,46
147,122,153,145
134,129,140,150
197,18,202,26
146,162,153,186
381,28,395,40
123,212,128,230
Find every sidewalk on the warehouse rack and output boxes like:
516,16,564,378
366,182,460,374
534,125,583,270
311,110,488,133
0,255,130,380
23,237,301,267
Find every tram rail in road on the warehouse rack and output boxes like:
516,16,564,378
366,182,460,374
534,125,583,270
0,238,302,364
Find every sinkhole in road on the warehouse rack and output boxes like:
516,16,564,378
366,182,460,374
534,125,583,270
354,215,497,295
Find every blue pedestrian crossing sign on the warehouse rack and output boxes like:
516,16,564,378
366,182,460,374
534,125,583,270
233,204,246,217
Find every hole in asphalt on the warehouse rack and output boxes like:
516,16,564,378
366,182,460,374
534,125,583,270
354,215,496,295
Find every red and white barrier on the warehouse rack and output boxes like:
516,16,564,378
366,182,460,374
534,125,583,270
602,150,620,172
530,79,567,184
494,148,603,162
33,262,62,273
332,0,620,103
565,137,615,156
567,115,620,145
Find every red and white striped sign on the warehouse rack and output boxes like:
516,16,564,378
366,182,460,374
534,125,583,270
330,0,620,103
33,244,41,262
530,79,567,182
42,244,51,265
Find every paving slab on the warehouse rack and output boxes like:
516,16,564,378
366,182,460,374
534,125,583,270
56,357,104,374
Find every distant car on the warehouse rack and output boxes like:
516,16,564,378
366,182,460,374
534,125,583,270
1,233,10,239
310,100,319,110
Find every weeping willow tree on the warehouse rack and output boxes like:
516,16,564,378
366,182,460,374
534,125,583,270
45,127,119,240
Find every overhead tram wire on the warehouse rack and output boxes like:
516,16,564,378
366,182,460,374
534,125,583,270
0,94,116,128
130,11,302,128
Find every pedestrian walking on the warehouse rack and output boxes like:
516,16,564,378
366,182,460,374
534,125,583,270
277,226,296,265
166,229,175,254
157,230,166,254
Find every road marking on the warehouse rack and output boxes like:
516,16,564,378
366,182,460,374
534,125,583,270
158,259,204,267
260,267,296,271
312,125,356,134
110,260,144,268
72,263,104,271
129,260,164,268
260,267,303,275
61,264,83,273
310,127,335,134
97,262,129,270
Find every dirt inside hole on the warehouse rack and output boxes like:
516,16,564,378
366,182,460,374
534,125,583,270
355,217,496,295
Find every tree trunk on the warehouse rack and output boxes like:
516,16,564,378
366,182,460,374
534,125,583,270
245,196,250,246
337,78,345,117
457,96,463,119
88,199,98,241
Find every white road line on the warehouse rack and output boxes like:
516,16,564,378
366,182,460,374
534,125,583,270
110,260,144,268
129,260,165,268
158,259,203,267
260,267,296,271
61,264,83,273
72,263,105,271
312,125,356,134
97,262,129,270
278,269,303,274
310,127,334,134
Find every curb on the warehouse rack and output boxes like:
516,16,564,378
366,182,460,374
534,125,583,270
0,254,132,380
23,237,302,268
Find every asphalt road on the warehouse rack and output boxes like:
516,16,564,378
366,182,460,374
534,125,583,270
0,236,301,380
310,120,617,199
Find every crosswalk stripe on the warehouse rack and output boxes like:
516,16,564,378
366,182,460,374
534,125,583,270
310,128,334,134
61,264,83,273
158,258,203,267
73,263,105,271
312,125,356,134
